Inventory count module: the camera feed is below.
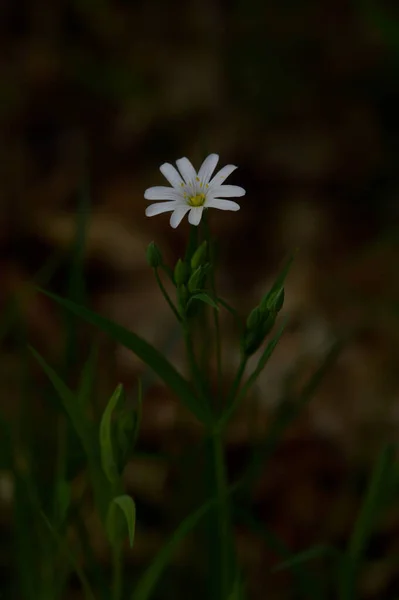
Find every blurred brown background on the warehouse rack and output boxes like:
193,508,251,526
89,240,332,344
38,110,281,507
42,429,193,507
1,0,399,598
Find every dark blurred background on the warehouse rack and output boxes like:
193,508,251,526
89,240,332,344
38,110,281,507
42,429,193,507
1,0,399,598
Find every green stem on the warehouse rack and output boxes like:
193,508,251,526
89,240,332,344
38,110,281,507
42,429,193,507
226,357,247,411
183,326,211,420
203,214,222,402
154,268,181,322
211,430,231,599
338,558,356,600
112,544,123,600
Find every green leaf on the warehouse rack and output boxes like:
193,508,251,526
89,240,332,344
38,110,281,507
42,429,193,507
37,289,208,424
41,511,96,600
29,346,95,459
189,292,219,310
99,383,124,485
55,480,71,526
116,379,142,469
220,320,287,427
132,497,215,600
29,346,112,521
272,544,339,572
228,574,245,600
78,342,99,409
259,251,296,311
348,442,396,562
106,494,136,548
235,508,323,599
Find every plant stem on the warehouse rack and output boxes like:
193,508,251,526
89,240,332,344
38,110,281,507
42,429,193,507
183,326,211,423
338,559,356,600
154,268,181,322
226,357,247,411
203,214,222,402
211,429,231,599
112,544,123,600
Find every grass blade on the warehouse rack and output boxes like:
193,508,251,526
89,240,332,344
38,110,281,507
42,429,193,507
131,497,216,600
38,290,208,424
41,511,96,600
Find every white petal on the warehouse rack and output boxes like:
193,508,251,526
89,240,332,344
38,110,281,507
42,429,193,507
145,201,178,217
170,206,190,228
198,154,219,184
160,163,184,189
144,186,182,201
188,207,204,226
208,184,246,198
176,157,197,184
208,164,237,188
206,198,241,211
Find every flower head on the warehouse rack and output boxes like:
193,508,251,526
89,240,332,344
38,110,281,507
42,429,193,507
144,154,245,228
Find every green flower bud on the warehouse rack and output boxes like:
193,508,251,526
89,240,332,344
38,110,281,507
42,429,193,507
146,241,162,268
177,284,189,315
188,266,206,293
260,287,285,313
241,310,276,357
246,306,264,330
190,241,208,270
260,310,276,337
266,288,285,313
174,259,189,285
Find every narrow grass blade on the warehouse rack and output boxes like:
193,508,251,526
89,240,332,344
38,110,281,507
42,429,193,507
272,544,339,572
107,494,136,548
131,497,216,600
78,342,100,410
100,383,124,485
38,290,208,423
41,511,96,600
348,442,396,561
236,509,323,599
220,320,287,427
29,346,95,459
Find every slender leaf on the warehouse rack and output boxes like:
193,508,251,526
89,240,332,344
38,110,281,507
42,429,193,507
189,292,219,310
348,442,396,561
100,383,124,485
29,346,95,459
272,544,339,572
78,342,100,409
220,320,288,427
41,511,96,600
38,290,209,424
107,495,136,548
55,479,71,526
260,251,297,310
132,497,216,600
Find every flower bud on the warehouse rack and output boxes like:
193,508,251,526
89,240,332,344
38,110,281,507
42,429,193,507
260,310,276,338
146,241,162,268
246,306,263,330
190,241,208,270
174,259,189,285
260,287,285,313
177,284,189,315
188,266,206,293
241,310,276,357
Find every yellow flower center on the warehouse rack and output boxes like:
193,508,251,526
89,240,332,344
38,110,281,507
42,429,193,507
188,193,206,207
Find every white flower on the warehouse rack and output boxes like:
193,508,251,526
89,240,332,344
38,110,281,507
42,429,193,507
144,153,245,228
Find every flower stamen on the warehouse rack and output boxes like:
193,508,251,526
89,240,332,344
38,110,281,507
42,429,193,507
189,193,206,207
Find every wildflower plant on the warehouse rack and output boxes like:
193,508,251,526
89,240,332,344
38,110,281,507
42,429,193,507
15,153,396,600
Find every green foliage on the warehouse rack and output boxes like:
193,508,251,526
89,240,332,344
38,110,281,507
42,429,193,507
106,495,136,548
146,242,163,269
100,384,125,485
37,289,209,424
